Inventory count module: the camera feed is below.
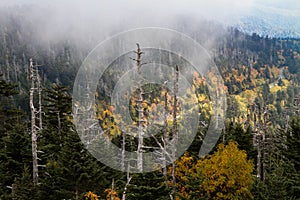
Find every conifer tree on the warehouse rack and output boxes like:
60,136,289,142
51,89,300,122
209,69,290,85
39,84,111,199
0,76,32,198
284,117,300,198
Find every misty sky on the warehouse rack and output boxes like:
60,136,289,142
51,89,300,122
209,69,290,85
1,0,298,28
0,0,299,47
0,0,254,20
1,0,299,11
2,0,299,19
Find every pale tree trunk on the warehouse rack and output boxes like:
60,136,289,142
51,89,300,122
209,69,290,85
170,65,179,199
110,178,114,200
162,81,168,185
133,43,145,172
29,58,43,186
254,101,269,182
256,103,262,180
37,69,42,130
284,107,289,133
121,127,126,172
256,133,262,180
122,165,132,200
29,58,38,186
262,105,268,182
121,125,132,200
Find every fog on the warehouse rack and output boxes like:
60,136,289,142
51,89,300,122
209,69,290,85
0,0,256,47
0,0,298,50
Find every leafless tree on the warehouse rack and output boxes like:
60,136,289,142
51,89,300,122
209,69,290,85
29,58,43,186
170,65,179,199
131,43,146,172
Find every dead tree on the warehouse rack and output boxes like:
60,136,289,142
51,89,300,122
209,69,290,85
131,43,146,172
253,98,270,182
110,178,114,200
120,124,132,200
37,67,42,130
284,106,290,134
121,125,126,172
253,101,262,180
29,58,43,186
162,81,169,185
262,104,269,182
170,65,179,198
122,165,132,200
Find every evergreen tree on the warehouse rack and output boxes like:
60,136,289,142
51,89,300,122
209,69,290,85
0,77,32,199
284,117,300,198
11,165,36,200
39,84,112,199
253,159,298,200
126,172,170,200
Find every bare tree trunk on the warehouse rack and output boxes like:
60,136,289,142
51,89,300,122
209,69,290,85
254,101,269,182
121,127,126,172
120,124,132,200
134,43,144,172
30,58,38,186
110,178,114,200
122,166,132,200
37,70,42,130
253,103,262,180
162,81,168,185
256,134,261,180
262,100,272,183
171,65,179,198
262,105,268,182
284,107,289,133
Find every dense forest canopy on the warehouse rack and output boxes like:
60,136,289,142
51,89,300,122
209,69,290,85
0,3,300,200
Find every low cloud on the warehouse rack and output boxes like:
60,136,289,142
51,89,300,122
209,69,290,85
0,0,256,45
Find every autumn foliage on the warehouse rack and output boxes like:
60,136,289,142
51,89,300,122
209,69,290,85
172,141,254,199
197,141,254,199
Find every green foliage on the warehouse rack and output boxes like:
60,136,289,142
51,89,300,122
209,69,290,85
0,79,32,199
11,165,36,200
44,83,72,129
126,172,170,200
286,117,300,172
0,122,32,199
39,84,113,199
283,117,300,198
253,159,298,200
0,75,18,97
226,123,256,160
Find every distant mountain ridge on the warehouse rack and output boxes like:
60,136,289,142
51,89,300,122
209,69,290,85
235,3,300,38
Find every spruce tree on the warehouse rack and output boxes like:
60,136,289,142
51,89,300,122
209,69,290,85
126,172,170,200
0,76,32,198
284,117,300,198
39,83,112,199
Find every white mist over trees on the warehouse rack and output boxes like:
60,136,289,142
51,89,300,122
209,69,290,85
0,0,254,49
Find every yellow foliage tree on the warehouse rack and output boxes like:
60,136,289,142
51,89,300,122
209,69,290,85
104,188,120,200
168,152,196,199
196,141,254,199
84,191,99,200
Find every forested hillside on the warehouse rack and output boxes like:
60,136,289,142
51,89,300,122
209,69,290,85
0,6,300,200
